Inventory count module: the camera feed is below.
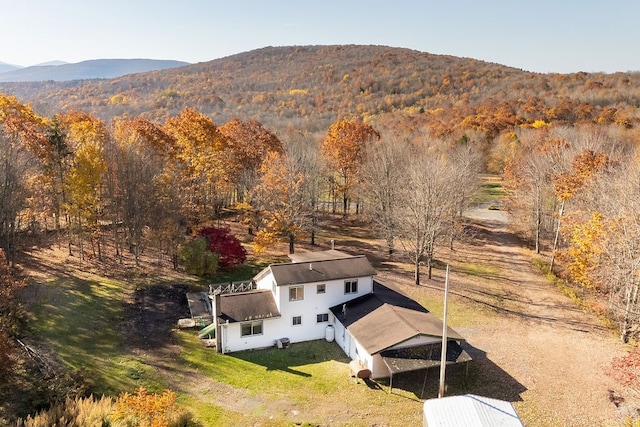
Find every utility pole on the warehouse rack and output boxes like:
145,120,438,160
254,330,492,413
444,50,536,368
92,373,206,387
438,265,450,398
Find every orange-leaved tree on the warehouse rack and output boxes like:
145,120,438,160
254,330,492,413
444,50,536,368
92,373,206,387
218,118,283,201
321,119,379,215
0,95,48,261
165,108,232,223
219,118,283,234
253,151,309,254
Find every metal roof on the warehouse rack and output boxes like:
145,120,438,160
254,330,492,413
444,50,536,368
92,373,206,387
423,394,523,427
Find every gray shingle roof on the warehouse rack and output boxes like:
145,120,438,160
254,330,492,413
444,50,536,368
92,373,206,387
217,290,280,323
259,255,377,286
330,281,464,355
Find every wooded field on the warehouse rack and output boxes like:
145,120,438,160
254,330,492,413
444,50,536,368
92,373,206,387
0,45,639,424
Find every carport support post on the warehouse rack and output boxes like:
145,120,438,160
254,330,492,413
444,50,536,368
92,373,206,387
438,265,450,398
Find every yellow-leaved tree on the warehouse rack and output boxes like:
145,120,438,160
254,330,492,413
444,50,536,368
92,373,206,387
58,111,108,260
112,387,181,427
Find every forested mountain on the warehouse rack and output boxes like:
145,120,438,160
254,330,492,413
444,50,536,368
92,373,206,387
0,58,189,83
1,44,640,423
1,45,639,135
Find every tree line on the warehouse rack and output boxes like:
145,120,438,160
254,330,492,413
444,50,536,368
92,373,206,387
1,92,639,342
0,94,481,282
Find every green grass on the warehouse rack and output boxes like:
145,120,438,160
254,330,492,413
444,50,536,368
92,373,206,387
177,331,350,400
29,275,167,395
453,262,500,278
472,175,509,203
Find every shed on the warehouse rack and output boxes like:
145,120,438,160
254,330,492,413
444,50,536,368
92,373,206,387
423,394,523,427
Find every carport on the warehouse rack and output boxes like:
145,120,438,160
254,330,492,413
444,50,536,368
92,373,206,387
381,340,472,396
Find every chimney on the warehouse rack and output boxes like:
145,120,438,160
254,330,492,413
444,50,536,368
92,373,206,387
309,263,313,271
213,289,223,352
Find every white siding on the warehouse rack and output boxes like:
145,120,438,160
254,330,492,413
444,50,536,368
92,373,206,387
278,276,374,314
222,270,375,352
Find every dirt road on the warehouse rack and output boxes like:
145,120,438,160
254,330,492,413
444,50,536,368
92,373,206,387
450,207,638,426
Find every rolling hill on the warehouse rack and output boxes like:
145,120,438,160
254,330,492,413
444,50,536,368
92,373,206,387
0,45,638,136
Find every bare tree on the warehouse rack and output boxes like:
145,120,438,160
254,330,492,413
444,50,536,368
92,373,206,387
444,137,483,249
360,130,410,257
395,139,456,284
284,131,326,246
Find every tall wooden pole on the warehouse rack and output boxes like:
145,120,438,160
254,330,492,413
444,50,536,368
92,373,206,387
438,265,450,398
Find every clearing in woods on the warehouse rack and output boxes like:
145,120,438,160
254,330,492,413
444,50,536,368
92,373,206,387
16,207,640,426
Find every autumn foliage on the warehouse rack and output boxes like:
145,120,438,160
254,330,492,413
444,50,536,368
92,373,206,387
607,352,640,389
198,226,247,270
112,388,179,427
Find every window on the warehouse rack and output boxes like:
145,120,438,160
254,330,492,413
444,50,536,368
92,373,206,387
292,315,302,326
317,284,326,294
344,279,358,294
316,313,329,323
289,285,304,301
240,320,263,337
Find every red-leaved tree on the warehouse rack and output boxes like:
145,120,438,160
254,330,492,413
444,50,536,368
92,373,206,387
198,227,247,270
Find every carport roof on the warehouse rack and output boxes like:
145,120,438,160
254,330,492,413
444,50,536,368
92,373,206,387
381,341,472,375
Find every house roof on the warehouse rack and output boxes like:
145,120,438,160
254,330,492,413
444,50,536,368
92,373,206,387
288,249,355,263
255,255,377,286
217,290,280,323
330,281,464,355
423,394,523,427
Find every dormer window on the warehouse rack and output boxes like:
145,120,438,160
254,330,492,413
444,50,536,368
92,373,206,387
289,285,304,301
344,280,358,294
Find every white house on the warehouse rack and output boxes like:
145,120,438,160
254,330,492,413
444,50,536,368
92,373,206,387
203,249,470,382
210,250,376,353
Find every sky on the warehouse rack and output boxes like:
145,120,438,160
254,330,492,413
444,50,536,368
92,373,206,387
1,0,639,74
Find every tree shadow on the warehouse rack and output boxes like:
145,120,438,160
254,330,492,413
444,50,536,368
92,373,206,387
374,343,527,402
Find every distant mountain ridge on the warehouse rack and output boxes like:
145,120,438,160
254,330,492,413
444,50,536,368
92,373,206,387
0,61,20,74
0,58,190,82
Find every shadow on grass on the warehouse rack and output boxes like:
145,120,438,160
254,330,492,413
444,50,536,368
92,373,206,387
229,339,349,377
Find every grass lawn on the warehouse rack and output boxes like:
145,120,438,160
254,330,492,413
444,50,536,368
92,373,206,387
28,275,168,395
26,267,471,425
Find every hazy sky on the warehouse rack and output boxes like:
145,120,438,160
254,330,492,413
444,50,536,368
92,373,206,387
1,0,638,74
